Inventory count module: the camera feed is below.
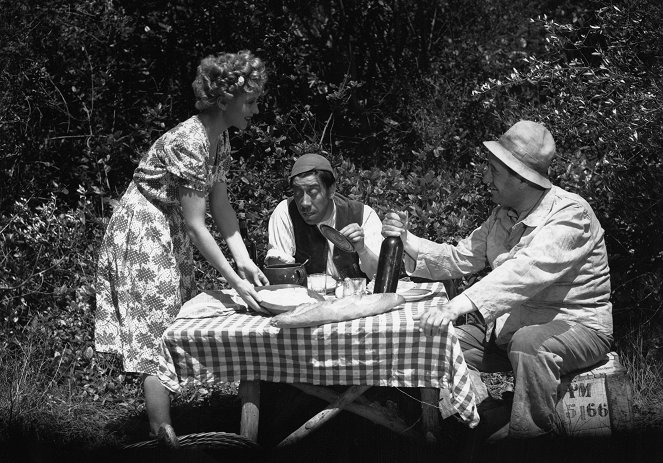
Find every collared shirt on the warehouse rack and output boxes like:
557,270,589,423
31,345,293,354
404,186,613,346
266,199,383,280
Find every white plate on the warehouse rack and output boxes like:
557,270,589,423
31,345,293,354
396,288,434,302
256,284,325,314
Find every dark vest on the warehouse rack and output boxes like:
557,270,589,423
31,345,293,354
288,194,368,280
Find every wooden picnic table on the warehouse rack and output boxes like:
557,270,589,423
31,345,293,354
158,281,479,446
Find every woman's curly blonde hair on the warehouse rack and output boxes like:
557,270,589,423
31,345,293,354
192,50,267,111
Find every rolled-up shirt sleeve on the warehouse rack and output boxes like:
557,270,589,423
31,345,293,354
404,212,496,280
463,204,594,324
359,205,383,271
265,200,297,265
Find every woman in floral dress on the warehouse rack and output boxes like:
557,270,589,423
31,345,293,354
95,50,269,446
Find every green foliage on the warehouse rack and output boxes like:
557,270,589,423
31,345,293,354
0,189,97,330
0,1,136,210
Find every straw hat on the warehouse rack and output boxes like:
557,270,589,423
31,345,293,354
483,120,555,189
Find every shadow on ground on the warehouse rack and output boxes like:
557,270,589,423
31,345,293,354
2,384,663,463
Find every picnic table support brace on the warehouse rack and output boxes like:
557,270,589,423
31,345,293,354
420,387,441,443
277,385,371,447
291,383,421,441
239,380,260,442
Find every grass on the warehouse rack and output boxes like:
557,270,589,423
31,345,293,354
617,321,663,430
0,331,139,452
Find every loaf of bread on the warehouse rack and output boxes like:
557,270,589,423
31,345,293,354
270,293,405,328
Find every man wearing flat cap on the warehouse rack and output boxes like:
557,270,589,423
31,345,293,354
266,152,383,280
383,121,613,439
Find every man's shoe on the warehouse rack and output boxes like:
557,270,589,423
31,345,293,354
477,399,512,444
486,422,509,444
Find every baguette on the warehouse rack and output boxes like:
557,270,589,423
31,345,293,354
270,293,405,328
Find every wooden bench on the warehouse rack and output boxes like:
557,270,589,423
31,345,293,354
556,352,633,437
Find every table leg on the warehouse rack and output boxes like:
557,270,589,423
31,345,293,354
277,385,371,448
239,380,261,442
420,388,441,443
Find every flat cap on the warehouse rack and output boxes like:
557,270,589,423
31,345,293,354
289,153,335,181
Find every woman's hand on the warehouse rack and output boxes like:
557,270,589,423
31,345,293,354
381,211,409,240
231,278,269,315
237,259,269,286
339,223,365,252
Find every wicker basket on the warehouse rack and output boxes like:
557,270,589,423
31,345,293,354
123,431,260,450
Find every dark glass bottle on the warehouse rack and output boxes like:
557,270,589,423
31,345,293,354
238,212,258,263
373,236,404,293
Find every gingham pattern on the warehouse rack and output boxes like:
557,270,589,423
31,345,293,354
158,282,479,427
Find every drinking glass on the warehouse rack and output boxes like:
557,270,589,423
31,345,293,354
307,273,328,295
344,278,367,296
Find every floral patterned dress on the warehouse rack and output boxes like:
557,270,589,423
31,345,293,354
95,116,230,374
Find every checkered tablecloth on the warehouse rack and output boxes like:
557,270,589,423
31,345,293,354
158,282,479,427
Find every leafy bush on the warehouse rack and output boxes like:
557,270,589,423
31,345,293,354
0,189,97,330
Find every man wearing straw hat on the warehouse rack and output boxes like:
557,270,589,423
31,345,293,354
382,120,613,440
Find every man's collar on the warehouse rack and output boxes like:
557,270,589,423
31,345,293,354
500,186,555,227
520,186,555,227
317,198,337,227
